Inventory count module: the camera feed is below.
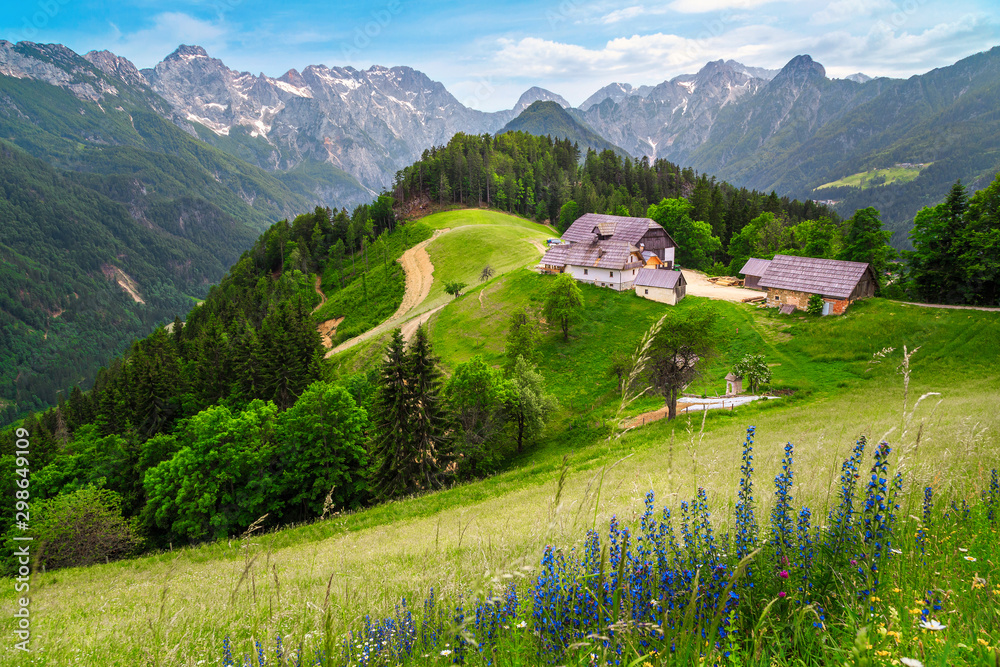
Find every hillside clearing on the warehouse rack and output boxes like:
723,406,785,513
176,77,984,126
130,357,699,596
328,209,549,355
814,164,928,190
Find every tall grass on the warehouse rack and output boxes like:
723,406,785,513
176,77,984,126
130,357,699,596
217,427,999,666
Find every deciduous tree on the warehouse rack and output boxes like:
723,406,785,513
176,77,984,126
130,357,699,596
544,273,584,342
646,311,717,420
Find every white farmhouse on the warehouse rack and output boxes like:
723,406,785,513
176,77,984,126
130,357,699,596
540,214,679,291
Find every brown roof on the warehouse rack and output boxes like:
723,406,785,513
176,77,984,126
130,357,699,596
739,257,772,277
634,268,684,289
562,213,667,246
757,254,872,299
541,239,642,270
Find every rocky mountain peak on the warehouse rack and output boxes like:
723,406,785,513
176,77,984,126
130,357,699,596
774,54,827,85
513,87,570,114
167,44,210,60
84,50,147,87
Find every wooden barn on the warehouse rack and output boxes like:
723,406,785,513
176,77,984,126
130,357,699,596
757,255,876,315
561,213,678,268
739,257,772,290
634,268,687,305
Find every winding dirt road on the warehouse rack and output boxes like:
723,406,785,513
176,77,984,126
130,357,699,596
326,228,450,357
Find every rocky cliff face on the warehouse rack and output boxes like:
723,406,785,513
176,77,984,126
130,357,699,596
139,46,573,189
579,59,772,164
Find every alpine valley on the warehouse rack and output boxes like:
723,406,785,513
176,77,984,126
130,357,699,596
1,38,999,421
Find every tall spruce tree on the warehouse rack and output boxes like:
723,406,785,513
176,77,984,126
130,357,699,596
406,326,453,491
370,330,415,500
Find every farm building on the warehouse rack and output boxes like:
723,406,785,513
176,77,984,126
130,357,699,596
541,240,646,290
757,254,876,315
560,213,678,267
739,257,772,290
540,213,679,290
634,268,687,305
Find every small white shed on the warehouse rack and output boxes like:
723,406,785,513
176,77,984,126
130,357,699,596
634,268,686,305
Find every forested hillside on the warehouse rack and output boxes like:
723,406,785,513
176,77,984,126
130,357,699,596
498,101,626,157
0,61,334,424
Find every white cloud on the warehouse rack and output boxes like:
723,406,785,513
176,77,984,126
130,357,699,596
102,12,228,68
600,6,646,24
811,0,896,25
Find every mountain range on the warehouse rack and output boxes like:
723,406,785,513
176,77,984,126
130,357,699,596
6,39,1000,238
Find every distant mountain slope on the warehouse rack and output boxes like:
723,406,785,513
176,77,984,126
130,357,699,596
498,101,626,156
579,59,771,164
0,139,247,422
0,41,344,423
686,47,1000,245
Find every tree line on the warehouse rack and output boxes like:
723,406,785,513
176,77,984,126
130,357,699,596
392,131,837,270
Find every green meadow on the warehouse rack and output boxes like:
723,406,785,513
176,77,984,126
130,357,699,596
2,209,998,666
815,165,929,191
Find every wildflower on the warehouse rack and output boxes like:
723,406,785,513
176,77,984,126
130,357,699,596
778,591,787,598
778,570,789,579
964,556,977,562
516,620,526,628
890,548,902,555
893,587,902,593
958,547,968,552
876,650,890,657
919,619,946,631
900,659,925,667
440,649,453,656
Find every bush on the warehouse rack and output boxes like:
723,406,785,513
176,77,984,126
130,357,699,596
33,487,141,570
807,293,824,315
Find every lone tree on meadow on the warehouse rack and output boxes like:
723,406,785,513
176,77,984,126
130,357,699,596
445,281,468,299
544,273,584,342
732,353,772,394
646,311,717,420
504,308,540,371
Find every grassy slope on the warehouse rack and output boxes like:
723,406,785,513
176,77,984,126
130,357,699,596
324,209,552,375
313,222,434,345
4,210,999,665
815,165,927,190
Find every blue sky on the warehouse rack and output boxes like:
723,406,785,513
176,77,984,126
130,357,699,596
3,0,998,110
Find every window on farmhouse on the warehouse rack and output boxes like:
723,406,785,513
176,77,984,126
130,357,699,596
644,289,648,294
610,271,614,277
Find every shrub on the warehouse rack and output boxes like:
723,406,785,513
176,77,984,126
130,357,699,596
807,293,824,315
33,487,141,570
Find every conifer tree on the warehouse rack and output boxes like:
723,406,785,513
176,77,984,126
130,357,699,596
370,329,414,500
406,326,453,491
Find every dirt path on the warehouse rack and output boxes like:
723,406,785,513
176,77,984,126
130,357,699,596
326,228,452,357
391,228,449,321
401,304,446,343
682,269,759,302
311,275,327,313
317,316,344,349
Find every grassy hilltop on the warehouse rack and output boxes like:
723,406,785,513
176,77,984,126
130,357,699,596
1,208,998,666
